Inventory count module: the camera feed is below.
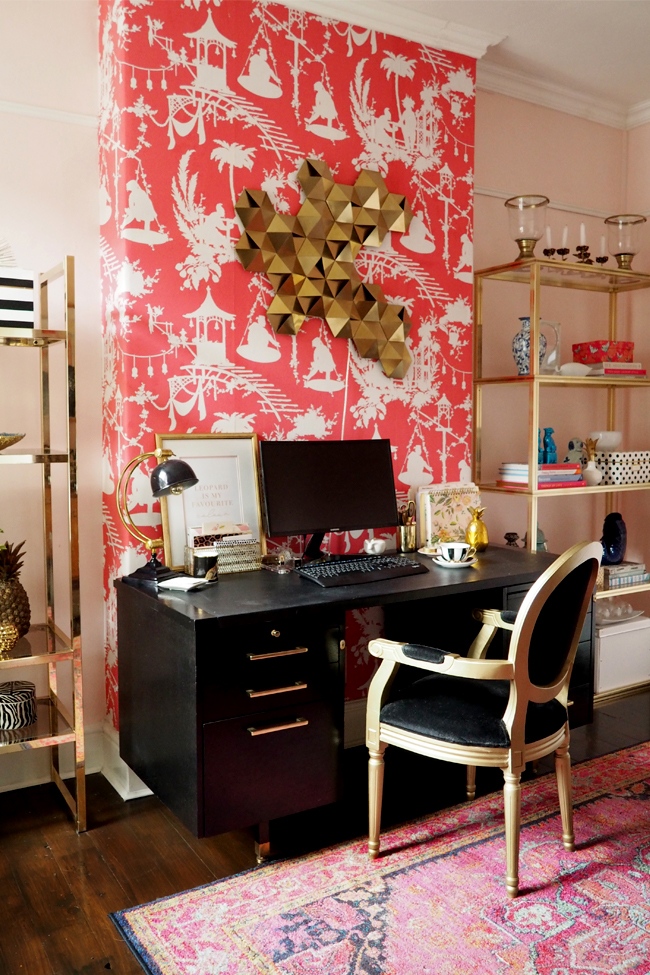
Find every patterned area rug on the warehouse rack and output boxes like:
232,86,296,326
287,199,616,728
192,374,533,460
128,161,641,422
112,743,650,974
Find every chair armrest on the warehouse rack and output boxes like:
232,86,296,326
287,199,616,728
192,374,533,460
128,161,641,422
369,638,514,680
472,608,516,630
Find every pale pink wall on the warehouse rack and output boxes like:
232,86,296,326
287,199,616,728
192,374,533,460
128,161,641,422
473,90,644,563
0,0,105,784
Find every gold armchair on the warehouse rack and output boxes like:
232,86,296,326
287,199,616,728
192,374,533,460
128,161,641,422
366,541,601,897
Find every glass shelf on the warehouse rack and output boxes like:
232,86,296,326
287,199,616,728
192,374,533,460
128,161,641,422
475,258,650,293
475,375,650,388
479,482,650,498
0,624,74,669
0,699,74,754
0,328,67,347
594,582,650,600
0,451,69,465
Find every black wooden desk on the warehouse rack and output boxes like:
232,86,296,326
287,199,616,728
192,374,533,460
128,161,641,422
116,546,592,838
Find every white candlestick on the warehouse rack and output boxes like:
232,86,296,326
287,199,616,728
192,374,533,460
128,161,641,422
545,226,552,248
562,225,568,248
600,234,606,257
580,223,586,247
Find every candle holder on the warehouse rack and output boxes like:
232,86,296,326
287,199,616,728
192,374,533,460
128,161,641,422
573,245,593,265
556,247,570,261
605,214,646,270
542,247,556,259
505,195,549,259
595,255,609,265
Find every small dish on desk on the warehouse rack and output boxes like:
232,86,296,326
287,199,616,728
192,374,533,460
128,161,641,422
432,556,478,569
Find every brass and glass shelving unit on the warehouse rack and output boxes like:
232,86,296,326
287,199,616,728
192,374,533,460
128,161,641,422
0,257,85,831
473,258,650,605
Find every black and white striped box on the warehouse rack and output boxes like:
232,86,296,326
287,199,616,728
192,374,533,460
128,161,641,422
0,268,35,330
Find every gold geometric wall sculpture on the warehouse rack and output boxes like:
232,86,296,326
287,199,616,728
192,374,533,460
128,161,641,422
234,159,414,378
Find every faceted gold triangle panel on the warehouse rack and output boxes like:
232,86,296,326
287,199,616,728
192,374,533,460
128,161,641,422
234,158,414,377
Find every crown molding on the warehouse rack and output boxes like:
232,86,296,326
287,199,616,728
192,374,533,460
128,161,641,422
0,99,97,128
628,98,650,130
277,0,504,59
476,61,628,130
475,186,611,220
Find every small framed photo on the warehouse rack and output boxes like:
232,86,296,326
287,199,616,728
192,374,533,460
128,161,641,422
154,433,266,570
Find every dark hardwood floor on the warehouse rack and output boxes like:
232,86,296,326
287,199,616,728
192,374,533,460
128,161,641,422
1,691,649,975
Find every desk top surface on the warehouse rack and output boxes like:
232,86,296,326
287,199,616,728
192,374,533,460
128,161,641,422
116,546,557,629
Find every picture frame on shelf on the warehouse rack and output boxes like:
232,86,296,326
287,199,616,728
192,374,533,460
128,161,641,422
154,433,266,570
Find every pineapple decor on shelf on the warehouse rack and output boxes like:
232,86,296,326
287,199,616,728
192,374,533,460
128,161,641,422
0,534,31,654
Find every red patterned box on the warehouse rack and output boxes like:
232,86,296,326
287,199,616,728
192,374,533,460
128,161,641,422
572,340,634,364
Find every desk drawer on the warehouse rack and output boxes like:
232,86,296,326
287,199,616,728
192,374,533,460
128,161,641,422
203,699,340,835
201,616,344,721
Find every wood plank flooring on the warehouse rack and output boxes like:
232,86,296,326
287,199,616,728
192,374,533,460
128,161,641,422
1,691,649,975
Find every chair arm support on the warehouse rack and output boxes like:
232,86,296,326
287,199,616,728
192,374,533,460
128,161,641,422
472,608,515,630
368,638,458,673
444,657,515,680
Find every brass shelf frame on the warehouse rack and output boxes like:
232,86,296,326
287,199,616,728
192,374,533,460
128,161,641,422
0,258,85,832
473,258,650,582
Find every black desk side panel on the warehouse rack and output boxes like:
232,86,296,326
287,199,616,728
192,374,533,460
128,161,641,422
117,582,201,834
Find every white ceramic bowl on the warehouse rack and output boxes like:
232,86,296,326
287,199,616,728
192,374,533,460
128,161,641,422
559,362,591,377
589,430,622,451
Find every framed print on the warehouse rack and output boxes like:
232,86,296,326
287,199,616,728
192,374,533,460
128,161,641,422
154,433,266,570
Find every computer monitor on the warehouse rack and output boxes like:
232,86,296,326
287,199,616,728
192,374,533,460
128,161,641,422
259,439,399,558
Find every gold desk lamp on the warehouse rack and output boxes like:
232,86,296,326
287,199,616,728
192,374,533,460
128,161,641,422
116,448,198,585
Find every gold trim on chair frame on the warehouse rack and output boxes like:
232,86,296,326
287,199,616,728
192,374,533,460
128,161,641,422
366,540,601,898
154,433,267,570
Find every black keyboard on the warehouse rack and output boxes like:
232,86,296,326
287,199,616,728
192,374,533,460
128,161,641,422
295,554,428,588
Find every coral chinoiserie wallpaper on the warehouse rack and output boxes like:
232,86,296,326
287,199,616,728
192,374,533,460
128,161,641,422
99,0,475,725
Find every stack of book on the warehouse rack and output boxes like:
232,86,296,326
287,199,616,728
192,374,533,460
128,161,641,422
497,463,586,489
598,560,650,590
588,361,646,378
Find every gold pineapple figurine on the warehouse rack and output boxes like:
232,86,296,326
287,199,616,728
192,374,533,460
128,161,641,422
466,506,488,552
0,541,31,654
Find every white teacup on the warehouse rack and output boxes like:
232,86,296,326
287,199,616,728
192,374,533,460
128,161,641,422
435,541,476,563
364,537,386,556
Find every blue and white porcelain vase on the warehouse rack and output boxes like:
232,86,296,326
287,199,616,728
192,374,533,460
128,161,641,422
512,317,547,376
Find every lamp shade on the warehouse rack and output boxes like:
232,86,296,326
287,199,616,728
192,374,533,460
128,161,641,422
150,458,198,497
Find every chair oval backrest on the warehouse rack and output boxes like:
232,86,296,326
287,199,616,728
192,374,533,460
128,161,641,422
508,541,601,698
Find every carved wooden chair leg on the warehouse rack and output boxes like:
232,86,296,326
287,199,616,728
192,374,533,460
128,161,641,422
368,743,387,859
555,741,575,851
466,765,476,800
503,770,522,898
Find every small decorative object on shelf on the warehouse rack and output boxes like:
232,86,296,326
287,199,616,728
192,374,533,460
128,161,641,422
504,532,520,547
0,541,30,655
605,214,647,270
0,433,25,452
540,321,561,374
522,524,548,552
0,680,36,730
572,340,634,365
504,195,549,259
512,316,547,375
596,235,609,266
465,506,488,551
601,512,627,565
583,437,603,486
0,267,35,333
542,427,557,464
564,437,585,465
573,245,593,265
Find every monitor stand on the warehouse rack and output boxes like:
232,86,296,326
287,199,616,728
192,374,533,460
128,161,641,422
304,532,326,560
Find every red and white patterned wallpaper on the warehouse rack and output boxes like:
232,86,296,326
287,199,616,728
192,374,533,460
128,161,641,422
99,0,475,726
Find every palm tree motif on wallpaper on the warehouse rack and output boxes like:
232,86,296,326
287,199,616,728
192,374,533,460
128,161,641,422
381,51,417,153
210,141,257,207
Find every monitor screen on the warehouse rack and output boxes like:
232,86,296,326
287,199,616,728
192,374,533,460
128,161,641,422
259,439,399,537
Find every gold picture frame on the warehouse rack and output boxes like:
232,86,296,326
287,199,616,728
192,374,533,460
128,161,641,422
154,433,267,570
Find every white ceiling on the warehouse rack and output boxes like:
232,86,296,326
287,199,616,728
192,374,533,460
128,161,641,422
399,1,650,109
286,0,650,127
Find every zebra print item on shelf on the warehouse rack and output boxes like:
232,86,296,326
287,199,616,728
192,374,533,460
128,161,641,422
0,680,37,729
0,268,35,330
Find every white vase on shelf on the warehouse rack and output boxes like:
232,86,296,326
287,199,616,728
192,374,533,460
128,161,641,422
583,461,603,486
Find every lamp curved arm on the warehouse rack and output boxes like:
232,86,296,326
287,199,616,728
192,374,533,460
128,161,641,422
116,448,172,552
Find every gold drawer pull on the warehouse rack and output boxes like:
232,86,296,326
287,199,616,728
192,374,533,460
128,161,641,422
248,646,308,661
247,718,309,736
246,682,307,698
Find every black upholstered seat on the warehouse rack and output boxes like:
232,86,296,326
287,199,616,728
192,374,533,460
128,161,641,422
381,673,567,748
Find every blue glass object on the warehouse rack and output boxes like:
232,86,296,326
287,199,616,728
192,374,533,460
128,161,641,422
542,427,557,464
601,512,627,565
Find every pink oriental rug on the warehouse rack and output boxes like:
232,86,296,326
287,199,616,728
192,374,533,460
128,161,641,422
112,743,650,974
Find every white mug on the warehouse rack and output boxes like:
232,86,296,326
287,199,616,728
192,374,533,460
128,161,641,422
364,537,386,555
436,541,476,563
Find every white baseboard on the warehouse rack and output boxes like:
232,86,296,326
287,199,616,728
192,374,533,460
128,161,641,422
101,722,153,800
344,698,367,749
0,722,104,794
